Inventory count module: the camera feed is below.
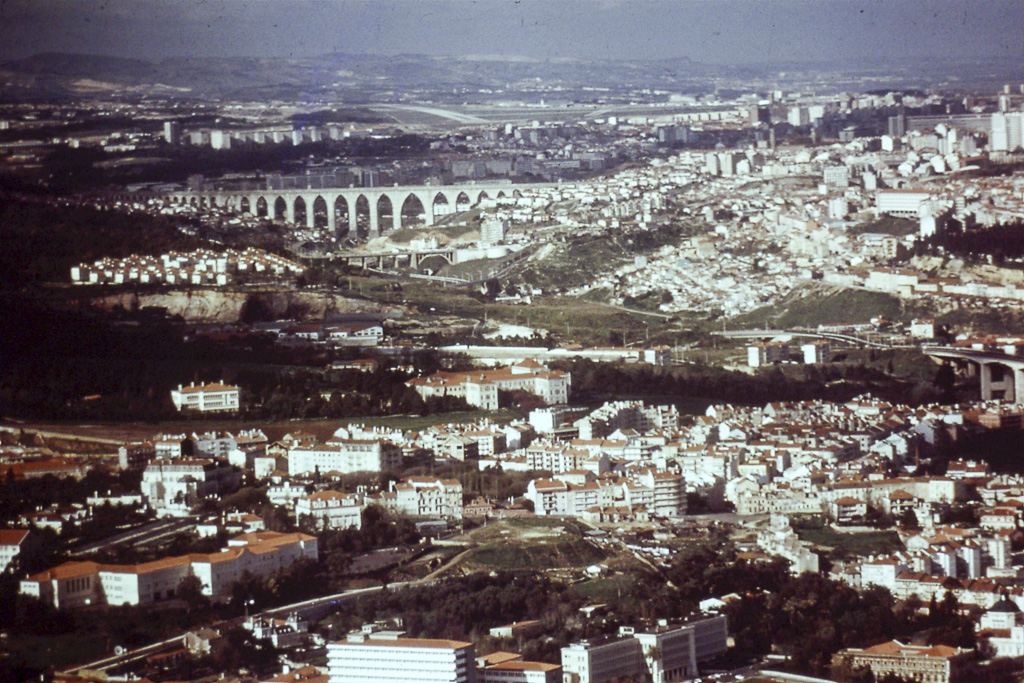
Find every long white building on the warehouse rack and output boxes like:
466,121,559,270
408,360,570,411
328,632,477,683
288,439,402,476
19,531,317,608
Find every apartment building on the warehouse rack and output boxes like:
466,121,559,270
142,458,242,512
295,490,362,530
561,617,728,683
328,632,477,683
288,439,402,476
391,477,463,519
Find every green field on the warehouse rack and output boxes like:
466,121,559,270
572,574,637,601
848,215,918,236
795,526,904,556
458,518,609,570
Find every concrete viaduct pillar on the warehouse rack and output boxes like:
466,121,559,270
304,194,318,230
368,199,379,238
980,362,1017,402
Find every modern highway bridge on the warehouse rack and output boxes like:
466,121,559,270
712,329,904,349
923,346,1024,404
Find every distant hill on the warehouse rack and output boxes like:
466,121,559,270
1,51,1018,101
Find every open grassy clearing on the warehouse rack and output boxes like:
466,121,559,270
452,517,610,571
795,526,904,556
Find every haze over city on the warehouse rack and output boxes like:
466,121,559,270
1,0,1023,65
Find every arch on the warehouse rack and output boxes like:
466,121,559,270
496,191,507,198
432,191,451,218
376,195,393,235
476,191,490,205
333,195,350,238
256,196,268,218
240,197,251,214
273,196,288,221
208,196,218,208
354,194,370,239
312,195,329,229
400,193,426,229
455,191,471,212
512,189,523,198
189,196,198,207
293,196,307,226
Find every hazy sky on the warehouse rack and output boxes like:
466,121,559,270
1,0,1022,65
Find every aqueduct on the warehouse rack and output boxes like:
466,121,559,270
154,181,557,238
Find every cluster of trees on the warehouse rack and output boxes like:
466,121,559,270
0,298,470,421
918,220,1024,267
554,356,949,410
0,195,208,288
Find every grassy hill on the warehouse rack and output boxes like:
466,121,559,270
732,284,902,328
453,518,609,571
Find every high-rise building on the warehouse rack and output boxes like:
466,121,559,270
163,121,182,144
887,113,906,138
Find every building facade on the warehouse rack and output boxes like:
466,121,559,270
171,382,240,412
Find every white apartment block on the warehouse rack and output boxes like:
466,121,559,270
328,633,477,683
391,477,463,519
142,458,242,513
0,529,32,573
170,382,240,413
19,531,316,608
562,618,728,683
876,190,932,218
288,439,402,476
408,360,570,410
295,490,362,530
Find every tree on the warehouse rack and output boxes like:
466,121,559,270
177,574,209,613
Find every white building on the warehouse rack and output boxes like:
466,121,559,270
561,617,727,683
19,531,317,608
288,440,402,476
876,190,932,218
142,458,242,514
328,632,477,683
408,360,570,410
170,382,240,413
0,529,32,573
296,490,362,530
391,477,463,519
801,341,831,364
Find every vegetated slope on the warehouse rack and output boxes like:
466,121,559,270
456,518,609,572
0,195,208,288
732,283,903,328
